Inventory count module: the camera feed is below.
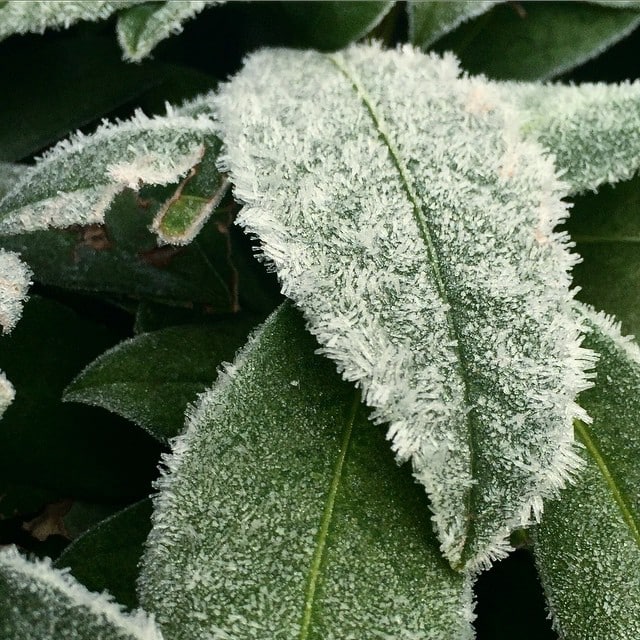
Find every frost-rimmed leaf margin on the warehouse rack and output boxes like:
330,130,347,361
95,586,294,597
0,546,163,640
214,43,596,570
533,303,640,640
138,303,475,639
0,106,219,237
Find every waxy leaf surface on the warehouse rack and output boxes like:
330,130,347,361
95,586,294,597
0,546,162,640
534,305,640,639
138,304,474,639
216,44,593,569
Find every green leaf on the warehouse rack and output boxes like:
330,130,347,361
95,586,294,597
0,191,240,312
64,319,258,442
138,304,474,639
506,80,640,194
433,1,640,81
55,499,152,610
215,44,594,570
117,0,222,62
0,1,145,42
408,0,499,49
0,546,162,640
0,105,219,236
0,296,162,504
275,1,395,51
533,304,640,639
564,174,640,336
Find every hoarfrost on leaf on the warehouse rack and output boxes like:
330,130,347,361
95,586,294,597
215,44,596,570
0,546,164,640
0,249,31,334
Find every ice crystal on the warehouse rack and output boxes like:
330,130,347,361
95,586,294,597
215,44,597,570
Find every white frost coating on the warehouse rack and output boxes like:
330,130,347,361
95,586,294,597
0,546,163,640
0,108,217,235
215,44,597,570
502,79,640,195
0,249,31,334
0,163,27,200
0,371,15,418
0,1,146,40
117,0,224,62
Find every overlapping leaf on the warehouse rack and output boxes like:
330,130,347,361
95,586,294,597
138,304,474,639
215,44,595,570
534,305,640,639
0,546,163,640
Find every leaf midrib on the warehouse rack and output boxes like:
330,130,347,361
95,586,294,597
298,392,359,639
327,53,477,564
575,419,640,549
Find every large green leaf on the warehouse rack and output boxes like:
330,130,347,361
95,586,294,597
0,546,162,640
533,305,640,639
64,319,258,442
408,0,499,49
565,175,640,336
55,499,152,610
117,0,222,62
433,1,640,81
215,44,595,570
138,304,474,639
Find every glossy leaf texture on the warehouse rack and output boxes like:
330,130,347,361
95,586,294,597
408,0,499,49
534,304,640,639
138,304,474,640
0,1,145,41
215,44,595,570
0,105,219,236
117,1,222,62
0,547,163,640
64,318,258,442
432,1,640,81
505,79,640,194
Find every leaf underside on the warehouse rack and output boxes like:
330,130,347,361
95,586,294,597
215,44,594,570
138,304,474,640
534,304,640,639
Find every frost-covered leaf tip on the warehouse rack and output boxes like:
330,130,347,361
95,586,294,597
216,44,596,570
0,249,31,334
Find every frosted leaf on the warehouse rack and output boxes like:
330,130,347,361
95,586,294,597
534,304,640,639
408,0,501,49
0,370,15,418
0,108,218,236
0,546,163,640
117,1,223,62
0,163,27,200
0,249,31,334
504,79,640,194
215,44,596,570
138,304,474,640
0,1,145,41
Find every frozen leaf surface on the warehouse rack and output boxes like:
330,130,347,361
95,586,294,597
408,0,500,49
507,80,640,194
138,304,474,639
215,44,594,570
0,248,31,334
0,107,218,236
0,546,163,640
0,1,145,41
0,163,26,200
117,1,223,62
0,370,15,418
534,304,640,640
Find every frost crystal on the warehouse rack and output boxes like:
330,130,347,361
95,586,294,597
215,44,596,569
0,546,163,640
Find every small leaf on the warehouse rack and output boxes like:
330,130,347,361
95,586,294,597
0,248,31,334
0,546,162,640
138,304,474,639
55,499,153,610
433,1,640,81
64,319,258,442
215,44,595,570
506,79,640,194
0,105,218,235
0,1,145,41
117,0,222,62
0,370,14,418
533,304,640,639
408,0,500,49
